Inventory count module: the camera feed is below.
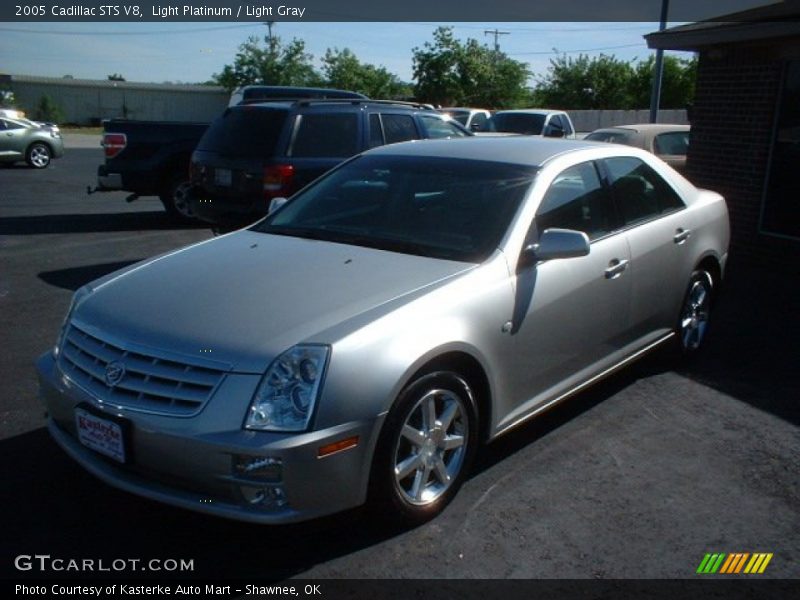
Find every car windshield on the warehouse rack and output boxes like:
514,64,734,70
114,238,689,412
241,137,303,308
252,154,537,263
441,111,469,125
490,113,546,135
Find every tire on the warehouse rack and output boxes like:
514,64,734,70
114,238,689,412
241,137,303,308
26,143,51,169
676,270,714,356
370,371,478,524
159,174,197,223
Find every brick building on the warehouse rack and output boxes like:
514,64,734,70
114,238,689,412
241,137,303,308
646,2,800,267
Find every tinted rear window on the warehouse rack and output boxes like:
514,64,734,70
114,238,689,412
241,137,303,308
289,113,359,158
197,107,289,157
491,113,546,135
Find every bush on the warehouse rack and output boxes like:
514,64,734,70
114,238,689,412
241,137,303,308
33,95,65,124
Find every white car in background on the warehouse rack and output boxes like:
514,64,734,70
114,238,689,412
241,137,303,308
490,109,576,139
437,107,491,132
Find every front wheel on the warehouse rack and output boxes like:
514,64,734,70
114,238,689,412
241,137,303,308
26,143,51,168
370,371,478,524
677,270,714,355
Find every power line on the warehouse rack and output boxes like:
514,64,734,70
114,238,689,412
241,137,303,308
509,42,644,56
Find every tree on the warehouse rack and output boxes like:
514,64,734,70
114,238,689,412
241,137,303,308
412,27,530,108
107,73,126,82
322,48,411,99
532,52,698,110
532,53,636,109
34,95,65,124
630,55,698,109
213,35,321,92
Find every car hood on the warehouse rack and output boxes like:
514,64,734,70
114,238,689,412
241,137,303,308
73,230,475,373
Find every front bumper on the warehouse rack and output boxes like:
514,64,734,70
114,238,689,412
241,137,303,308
37,352,383,524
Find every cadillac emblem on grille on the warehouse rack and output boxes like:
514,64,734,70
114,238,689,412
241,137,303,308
104,360,126,387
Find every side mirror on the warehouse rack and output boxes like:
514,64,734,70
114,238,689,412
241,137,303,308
519,228,590,269
267,196,288,214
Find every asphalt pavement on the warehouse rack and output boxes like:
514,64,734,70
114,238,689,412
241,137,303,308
0,143,797,582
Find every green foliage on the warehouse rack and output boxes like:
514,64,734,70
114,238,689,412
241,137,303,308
322,48,411,99
33,95,65,124
629,55,698,109
213,35,321,92
107,73,126,81
0,90,16,108
533,52,697,110
412,27,530,108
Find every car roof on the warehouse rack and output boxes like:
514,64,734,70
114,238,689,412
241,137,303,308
364,136,602,166
592,123,690,133
493,109,566,115
238,99,435,112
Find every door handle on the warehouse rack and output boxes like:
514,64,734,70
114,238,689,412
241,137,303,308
673,228,691,244
604,258,629,279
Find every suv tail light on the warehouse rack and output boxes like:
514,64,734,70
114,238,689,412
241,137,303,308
102,133,127,159
263,165,294,199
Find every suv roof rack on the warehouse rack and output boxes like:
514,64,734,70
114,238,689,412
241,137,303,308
293,99,436,110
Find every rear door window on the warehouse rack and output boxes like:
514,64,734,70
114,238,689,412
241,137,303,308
289,113,360,158
653,131,690,156
604,157,685,224
380,114,419,144
197,107,288,157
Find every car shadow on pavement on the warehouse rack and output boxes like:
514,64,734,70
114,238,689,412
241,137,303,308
38,261,143,291
674,261,800,426
0,212,207,235
0,427,407,581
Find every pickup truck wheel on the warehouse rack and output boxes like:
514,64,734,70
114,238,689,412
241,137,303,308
160,175,197,223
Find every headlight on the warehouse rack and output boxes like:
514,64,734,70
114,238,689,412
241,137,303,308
53,285,91,358
245,345,329,432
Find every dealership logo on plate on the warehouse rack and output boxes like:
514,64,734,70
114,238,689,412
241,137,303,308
104,361,126,387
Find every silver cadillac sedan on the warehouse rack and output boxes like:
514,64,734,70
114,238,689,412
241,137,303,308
37,137,729,524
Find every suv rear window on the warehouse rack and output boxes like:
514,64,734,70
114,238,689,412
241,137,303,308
289,113,359,158
197,107,289,157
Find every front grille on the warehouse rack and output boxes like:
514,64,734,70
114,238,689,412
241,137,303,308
58,322,225,416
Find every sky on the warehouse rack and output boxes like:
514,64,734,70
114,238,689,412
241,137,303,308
0,21,695,87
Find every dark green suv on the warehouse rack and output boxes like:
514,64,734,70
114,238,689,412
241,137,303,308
189,100,471,227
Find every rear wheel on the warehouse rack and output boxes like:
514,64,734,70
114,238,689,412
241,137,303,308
26,143,51,168
677,270,714,355
370,371,478,524
159,174,197,223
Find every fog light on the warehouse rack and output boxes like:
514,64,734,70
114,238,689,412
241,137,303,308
234,456,282,482
240,485,287,509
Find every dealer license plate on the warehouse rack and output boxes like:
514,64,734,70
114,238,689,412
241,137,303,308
75,408,126,463
214,168,232,187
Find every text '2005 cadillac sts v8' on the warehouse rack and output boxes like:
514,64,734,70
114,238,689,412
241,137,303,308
38,136,729,524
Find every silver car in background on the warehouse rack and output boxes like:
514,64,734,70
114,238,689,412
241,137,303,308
37,137,729,524
0,115,64,168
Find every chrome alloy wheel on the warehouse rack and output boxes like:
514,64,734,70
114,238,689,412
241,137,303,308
680,277,711,351
392,388,469,506
28,144,51,168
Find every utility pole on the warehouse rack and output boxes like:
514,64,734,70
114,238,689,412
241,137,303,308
484,29,510,53
265,21,275,45
649,0,670,123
